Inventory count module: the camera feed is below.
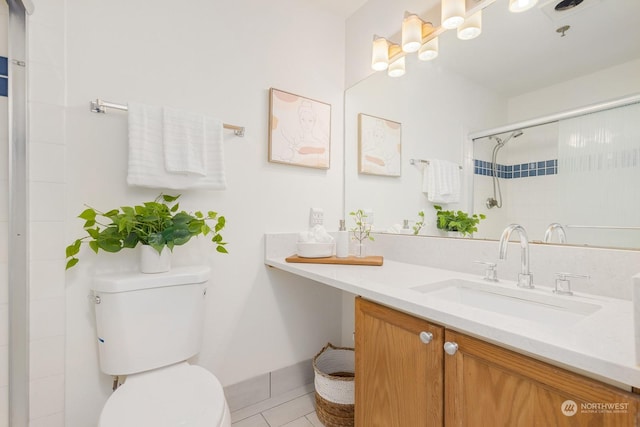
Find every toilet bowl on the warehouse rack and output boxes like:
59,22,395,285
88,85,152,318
92,266,230,427
99,362,231,427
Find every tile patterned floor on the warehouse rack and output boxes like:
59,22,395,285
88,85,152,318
231,384,324,427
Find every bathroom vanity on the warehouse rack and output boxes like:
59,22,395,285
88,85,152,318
265,233,640,426
356,297,639,426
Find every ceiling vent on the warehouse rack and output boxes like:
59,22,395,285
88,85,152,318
538,0,601,22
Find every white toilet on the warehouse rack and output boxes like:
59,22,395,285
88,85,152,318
92,265,231,427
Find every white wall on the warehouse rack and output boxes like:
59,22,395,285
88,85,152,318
508,58,640,122
27,0,68,425
345,57,507,233
62,1,346,426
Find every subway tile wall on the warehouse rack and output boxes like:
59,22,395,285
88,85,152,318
27,0,67,425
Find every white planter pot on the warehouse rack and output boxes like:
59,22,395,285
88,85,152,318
140,245,171,273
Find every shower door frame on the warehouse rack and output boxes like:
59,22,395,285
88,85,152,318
6,0,33,426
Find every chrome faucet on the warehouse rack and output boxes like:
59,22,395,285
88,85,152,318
498,224,534,288
543,223,567,244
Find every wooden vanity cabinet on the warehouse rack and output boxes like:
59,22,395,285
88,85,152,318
444,329,640,427
355,297,444,427
355,297,640,427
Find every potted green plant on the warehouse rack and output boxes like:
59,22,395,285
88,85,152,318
434,205,485,237
350,209,374,257
65,194,227,272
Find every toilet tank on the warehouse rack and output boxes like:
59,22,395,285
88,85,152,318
92,265,211,376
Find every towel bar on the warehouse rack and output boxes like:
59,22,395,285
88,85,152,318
410,158,462,169
89,98,245,137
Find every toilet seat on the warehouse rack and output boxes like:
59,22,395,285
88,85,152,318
99,362,230,427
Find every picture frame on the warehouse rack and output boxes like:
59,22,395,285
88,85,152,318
268,88,331,169
358,113,402,176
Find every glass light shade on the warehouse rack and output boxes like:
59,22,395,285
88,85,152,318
402,14,423,53
457,10,482,40
388,56,406,77
509,0,538,13
418,37,439,61
441,0,465,29
371,37,389,71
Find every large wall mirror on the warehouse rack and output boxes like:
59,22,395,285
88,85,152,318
345,0,640,250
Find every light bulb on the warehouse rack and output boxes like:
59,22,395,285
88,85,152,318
371,37,389,71
402,14,423,53
388,56,406,77
442,0,465,29
509,0,538,13
457,10,482,40
418,37,439,61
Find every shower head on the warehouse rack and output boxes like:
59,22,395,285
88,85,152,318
502,129,523,145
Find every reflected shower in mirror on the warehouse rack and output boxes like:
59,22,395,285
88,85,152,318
473,101,640,250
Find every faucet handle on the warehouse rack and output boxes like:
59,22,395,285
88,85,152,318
474,261,498,282
553,272,590,296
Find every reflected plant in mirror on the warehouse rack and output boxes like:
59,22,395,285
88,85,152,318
413,211,425,235
350,209,374,257
434,205,486,237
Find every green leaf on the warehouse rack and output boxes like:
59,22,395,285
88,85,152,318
201,224,211,235
83,219,96,228
207,211,217,218
65,258,79,270
97,237,122,253
216,246,228,254
65,239,81,257
162,194,180,203
89,241,99,254
78,208,96,221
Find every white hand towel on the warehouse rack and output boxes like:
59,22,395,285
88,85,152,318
163,107,207,176
423,159,461,203
127,102,165,187
127,102,227,190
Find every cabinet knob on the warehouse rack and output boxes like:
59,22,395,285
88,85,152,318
419,331,433,344
444,341,459,355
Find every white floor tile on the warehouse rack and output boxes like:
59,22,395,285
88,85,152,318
261,393,316,427
231,414,270,427
231,383,314,422
282,417,314,427
305,411,324,427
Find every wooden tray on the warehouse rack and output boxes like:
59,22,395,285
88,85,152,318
285,255,383,266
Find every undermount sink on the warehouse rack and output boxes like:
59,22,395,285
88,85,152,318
412,279,601,326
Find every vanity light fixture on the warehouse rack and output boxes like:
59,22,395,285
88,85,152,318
371,36,390,71
371,35,402,71
457,10,482,40
402,12,435,53
418,37,439,61
509,0,538,13
372,0,538,77
388,56,406,77
441,0,466,29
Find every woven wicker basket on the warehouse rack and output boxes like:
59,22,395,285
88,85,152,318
313,343,355,427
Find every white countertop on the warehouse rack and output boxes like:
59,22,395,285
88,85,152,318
265,255,640,389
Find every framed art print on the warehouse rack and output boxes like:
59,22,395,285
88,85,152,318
358,113,401,176
268,88,331,169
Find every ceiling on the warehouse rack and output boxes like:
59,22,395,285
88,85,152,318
429,0,640,96
314,0,368,18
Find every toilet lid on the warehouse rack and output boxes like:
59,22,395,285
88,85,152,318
99,363,227,427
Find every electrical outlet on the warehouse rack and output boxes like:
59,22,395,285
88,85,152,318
309,208,324,228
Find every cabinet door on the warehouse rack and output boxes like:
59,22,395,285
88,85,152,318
355,297,444,427
444,329,640,427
